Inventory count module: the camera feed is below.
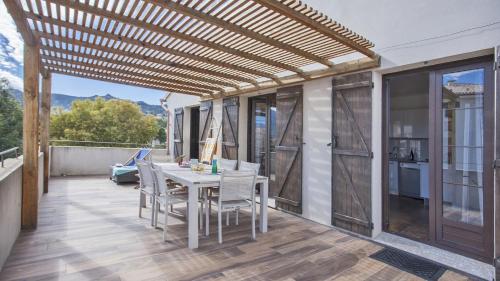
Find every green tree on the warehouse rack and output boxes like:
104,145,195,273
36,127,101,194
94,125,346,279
50,98,158,146
0,79,23,151
156,118,167,144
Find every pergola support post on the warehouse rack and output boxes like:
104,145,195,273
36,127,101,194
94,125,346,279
40,70,51,194
21,43,40,229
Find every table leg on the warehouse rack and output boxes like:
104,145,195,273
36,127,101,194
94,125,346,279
259,180,268,233
188,185,199,249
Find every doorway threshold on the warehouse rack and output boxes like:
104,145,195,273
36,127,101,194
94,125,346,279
373,232,493,280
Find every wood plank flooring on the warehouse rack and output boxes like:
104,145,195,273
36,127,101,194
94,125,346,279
0,176,474,281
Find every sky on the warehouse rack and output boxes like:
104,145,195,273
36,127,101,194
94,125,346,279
0,2,166,105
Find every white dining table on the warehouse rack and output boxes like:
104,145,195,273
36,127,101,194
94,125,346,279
155,163,269,249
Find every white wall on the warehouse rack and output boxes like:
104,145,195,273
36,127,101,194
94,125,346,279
0,158,22,270
166,94,200,159
302,78,333,225
304,0,500,71
50,147,169,176
0,153,44,270
212,99,223,158
182,107,192,159
238,96,249,162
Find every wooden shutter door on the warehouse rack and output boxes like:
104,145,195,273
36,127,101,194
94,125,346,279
199,100,213,160
331,71,373,236
275,86,303,214
222,97,239,160
494,46,500,279
173,108,184,158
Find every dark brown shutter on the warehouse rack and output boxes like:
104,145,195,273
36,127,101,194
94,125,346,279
173,108,183,158
275,85,303,214
494,47,500,279
331,71,373,236
222,97,239,160
199,100,213,160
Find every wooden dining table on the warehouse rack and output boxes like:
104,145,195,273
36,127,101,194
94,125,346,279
155,163,269,249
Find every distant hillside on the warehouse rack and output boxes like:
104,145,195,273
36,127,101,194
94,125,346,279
9,89,165,116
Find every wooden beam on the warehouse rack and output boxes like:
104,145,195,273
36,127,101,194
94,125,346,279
254,0,376,59
46,66,206,97
22,44,40,229
40,70,51,194
41,56,214,96
39,43,240,89
222,56,380,98
28,13,278,84
155,0,334,67
48,0,308,78
3,0,37,46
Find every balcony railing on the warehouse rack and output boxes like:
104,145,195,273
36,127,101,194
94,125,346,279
0,147,19,168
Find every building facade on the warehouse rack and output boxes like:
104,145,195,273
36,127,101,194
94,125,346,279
170,0,500,278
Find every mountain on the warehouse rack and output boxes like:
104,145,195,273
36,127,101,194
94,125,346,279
9,89,165,116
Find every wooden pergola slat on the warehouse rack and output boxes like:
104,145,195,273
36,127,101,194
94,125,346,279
155,0,334,67
26,13,278,85
42,57,212,96
40,48,227,92
254,0,376,59
48,0,309,78
37,33,253,88
9,0,378,98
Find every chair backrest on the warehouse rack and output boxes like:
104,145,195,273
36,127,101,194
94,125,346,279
219,158,237,171
151,164,167,196
219,170,257,202
136,159,155,194
238,161,260,174
126,148,152,166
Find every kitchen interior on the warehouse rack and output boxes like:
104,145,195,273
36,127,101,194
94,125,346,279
387,72,430,241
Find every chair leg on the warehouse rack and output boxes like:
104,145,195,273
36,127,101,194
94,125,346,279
218,207,222,244
151,195,155,226
226,211,229,226
154,201,159,228
252,203,256,240
163,204,168,241
138,192,143,218
199,201,204,230
204,189,209,236
235,208,239,226
170,205,173,213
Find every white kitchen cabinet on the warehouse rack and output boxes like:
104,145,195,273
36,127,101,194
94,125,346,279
418,162,429,199
389,160,399,195
390,109,428,138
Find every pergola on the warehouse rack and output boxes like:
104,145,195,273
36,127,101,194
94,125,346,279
4,0,379,228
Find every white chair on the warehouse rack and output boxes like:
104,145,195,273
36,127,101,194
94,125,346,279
151,164,206,233
208,158,238,217
207,170,257,244
151,166,190,241
239,161,260,174
137,160,156,226
219,158,237,171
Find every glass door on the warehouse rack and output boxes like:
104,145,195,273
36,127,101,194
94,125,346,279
434,62,493,261
250,94,277,197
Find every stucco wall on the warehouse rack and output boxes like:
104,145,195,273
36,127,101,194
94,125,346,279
0,153,44,270
50,147,169,176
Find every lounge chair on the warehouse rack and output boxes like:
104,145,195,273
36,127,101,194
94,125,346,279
110,148,152,184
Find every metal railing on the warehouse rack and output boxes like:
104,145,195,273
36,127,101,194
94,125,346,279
0,147,20,168
49,140,165,149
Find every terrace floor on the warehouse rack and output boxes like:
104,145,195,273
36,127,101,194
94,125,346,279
0,176,474,281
